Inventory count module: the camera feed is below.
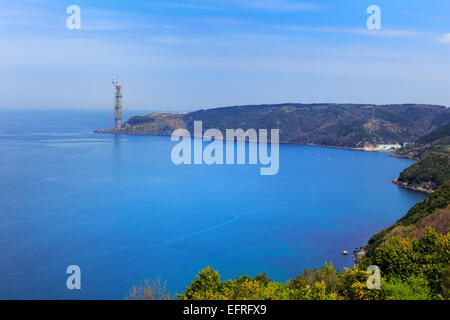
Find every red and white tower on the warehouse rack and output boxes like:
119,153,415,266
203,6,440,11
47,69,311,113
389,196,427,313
112,77,123,130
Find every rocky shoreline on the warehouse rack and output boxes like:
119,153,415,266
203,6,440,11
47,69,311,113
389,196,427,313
392,178,436,194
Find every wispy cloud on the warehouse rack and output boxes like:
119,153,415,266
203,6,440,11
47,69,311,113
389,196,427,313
189,17,248,25
162,0,324,12
231,0,324,12
276,25,423,38
438,33,450,44
0,1,59,28
147,36,198,46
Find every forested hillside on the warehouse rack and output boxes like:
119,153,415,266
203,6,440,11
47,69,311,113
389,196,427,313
115,104,450,149
368,181,449,253
394,123,450,160
393,124,450,193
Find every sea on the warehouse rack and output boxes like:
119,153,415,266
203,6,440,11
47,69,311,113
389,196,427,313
0,109,426,299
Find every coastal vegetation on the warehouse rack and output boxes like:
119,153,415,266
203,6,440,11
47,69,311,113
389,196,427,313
393,123,450,193
126,277,172,300
368,181,449,253
175,227,448,300
395,152,450,192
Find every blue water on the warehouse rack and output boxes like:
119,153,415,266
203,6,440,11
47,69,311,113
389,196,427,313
0,109,425,299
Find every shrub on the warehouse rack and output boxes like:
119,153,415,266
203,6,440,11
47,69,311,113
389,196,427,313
127,277,171,300
382,276,432,300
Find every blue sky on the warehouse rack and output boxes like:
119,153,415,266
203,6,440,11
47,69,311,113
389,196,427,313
1,0,449,111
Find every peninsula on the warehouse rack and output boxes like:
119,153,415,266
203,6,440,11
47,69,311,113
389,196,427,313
96,103,450,151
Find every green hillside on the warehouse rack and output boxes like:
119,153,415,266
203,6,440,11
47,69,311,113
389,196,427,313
368,181,450,252
395,152,450,192
116,104,450,150
394,123,450,160
393,124,450,193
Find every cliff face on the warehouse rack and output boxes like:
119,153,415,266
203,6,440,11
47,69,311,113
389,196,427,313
124,113,187,136
104,103,450,150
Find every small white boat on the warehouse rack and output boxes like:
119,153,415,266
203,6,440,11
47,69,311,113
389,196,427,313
342,250,348,255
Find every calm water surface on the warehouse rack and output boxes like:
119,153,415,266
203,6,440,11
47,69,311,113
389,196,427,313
0,109,425,299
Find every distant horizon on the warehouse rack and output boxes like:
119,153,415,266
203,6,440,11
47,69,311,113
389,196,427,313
1,101,449,114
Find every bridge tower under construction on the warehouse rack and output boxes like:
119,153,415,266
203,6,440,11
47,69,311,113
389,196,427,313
112,78,123,130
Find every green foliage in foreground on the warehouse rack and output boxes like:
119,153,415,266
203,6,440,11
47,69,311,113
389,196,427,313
382,276,432,300
363,228,449,299
175,228,449,300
